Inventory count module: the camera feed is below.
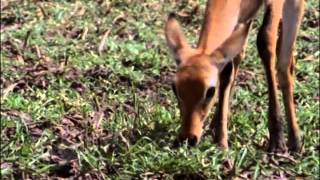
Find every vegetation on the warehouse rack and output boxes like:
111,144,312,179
1,0,319,179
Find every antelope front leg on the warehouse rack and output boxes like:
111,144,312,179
210,49,246,149
276,0,304,152
210,62,235,148
257,1,286,152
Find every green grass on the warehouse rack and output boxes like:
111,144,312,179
1,0,319,179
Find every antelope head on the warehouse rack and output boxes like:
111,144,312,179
165,13,250,146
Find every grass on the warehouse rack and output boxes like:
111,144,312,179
1,0,319,179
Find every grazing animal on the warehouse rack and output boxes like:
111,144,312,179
165,0,304,152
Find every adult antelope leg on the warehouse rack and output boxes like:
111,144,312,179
257,1,286,152
210,36,250,148
210,62,235,148
229,49,247,107
276,0,304,152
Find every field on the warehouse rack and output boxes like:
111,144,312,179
1,0,319,179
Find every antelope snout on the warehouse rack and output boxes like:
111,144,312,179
178,133,201,147
176,114,204,147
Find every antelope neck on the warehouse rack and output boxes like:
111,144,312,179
197,0,241,54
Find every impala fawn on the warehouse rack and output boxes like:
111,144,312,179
165,0,304,152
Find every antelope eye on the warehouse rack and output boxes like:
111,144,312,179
175,58,181,65
172,83,177,96
206,87,215,99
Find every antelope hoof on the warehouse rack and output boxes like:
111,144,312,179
268,136,287,153
288,135,302,153
212,130,228,149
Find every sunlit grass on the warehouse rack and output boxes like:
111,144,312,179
1,0,319,179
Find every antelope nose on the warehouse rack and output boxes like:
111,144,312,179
187,135,199,147
175,134,200,147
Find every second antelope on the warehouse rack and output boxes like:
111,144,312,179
165,0,304,152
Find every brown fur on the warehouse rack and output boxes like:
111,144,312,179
165,0,304,152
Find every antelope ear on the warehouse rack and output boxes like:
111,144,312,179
212,21,251,63
165,13,189,54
